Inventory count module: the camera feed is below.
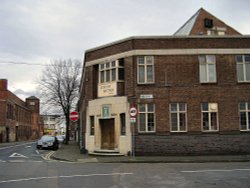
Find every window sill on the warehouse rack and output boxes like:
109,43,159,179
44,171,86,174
237,81,250,84
240,130,250,132
138,132,156,135
137,83,155,85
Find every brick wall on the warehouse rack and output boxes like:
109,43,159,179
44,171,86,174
135,134,250,155
81,36,250,155
85,37,250,62
190,9,241,35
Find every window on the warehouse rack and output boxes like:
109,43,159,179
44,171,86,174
7,103,14,120
170,103,187,132
120,113,126,135
138,104,155,132
236,55,250,82
199,55,216,83
201,103,219,131
30,102,35,106
239,102,250,131
137,56,154,84
99,59,124,83
90,116,95,135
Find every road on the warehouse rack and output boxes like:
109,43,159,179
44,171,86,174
0,142,250,187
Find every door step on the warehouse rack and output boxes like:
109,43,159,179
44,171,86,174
89,150,124,156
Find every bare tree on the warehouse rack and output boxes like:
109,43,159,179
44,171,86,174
38,59,81,144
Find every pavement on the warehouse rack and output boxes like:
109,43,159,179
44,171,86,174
51,140,250,163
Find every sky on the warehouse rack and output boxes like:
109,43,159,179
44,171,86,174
0,0,250,100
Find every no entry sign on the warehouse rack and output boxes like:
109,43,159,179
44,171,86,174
70,111,79,122
129,107,137,118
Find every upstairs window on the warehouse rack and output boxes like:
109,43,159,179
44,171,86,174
236,55,250,82
199,55,216,83
137,56,154,84
99,58,124,83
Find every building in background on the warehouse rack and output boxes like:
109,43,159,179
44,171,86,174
41,115,63,136
79,8,250,155
0,79,41,142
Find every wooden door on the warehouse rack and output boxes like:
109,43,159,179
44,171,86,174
100,119,115,150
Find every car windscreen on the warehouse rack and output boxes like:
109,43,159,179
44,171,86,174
41,136,55,142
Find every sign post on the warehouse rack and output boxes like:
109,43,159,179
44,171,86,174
129,106,137,157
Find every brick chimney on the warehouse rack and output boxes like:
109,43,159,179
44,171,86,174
0,79,7,91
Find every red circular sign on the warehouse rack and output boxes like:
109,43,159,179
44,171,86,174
70,111,79,122
130,107,137,117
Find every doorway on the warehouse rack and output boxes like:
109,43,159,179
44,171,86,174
100,119,115,150
6,127,9,142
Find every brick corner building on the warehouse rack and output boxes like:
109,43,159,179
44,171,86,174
79,8,250,156
0,79,41,142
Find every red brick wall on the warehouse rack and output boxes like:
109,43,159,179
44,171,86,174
81,36,250,154
190,9,241,35
85,37,250,62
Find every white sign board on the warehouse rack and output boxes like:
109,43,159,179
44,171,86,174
98,82,117,97
140,94,153,99
130,118,136,123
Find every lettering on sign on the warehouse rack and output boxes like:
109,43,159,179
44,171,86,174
98,82,117,97
140,94,153,99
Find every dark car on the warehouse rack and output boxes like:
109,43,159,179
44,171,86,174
36,135,59,150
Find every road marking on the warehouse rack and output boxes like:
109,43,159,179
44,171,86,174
36,150,40,154
181,169,250,173
0,142,36,150
9,153,28,158
0,172,134,184
25,146,31,148
0,160,6,162
8,160,25,163
42,151,55,161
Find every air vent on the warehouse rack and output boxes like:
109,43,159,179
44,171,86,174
204,18,213,28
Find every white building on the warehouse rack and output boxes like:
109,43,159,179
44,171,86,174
41,115,61,135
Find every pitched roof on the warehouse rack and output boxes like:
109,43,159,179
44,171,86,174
174,8,241,36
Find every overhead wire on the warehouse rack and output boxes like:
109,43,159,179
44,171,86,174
0,60,83,68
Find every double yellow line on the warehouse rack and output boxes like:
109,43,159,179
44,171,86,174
42,151,55,161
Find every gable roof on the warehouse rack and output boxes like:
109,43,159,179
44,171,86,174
174,8,241,36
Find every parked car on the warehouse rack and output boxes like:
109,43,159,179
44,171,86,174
36,135,59,150
56,135,65,143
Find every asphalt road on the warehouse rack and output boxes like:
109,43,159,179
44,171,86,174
0,143,250,188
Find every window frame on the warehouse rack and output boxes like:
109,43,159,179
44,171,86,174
199,55,217,83
120,113,126,136
89,116,95,136
99,59,124,84
236,55,250,82
169,103,187,132
138,104,155,133
239,102,250,131
137,56,155,84
201,103,219,132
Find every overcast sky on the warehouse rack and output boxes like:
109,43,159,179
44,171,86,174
0,0,250,100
